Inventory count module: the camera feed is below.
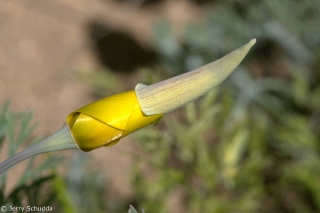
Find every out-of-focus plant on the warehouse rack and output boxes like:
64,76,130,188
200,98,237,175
129,1,320,213
72,69,124,97
131,69,320,212
0,102,60,207
154,0,319,75
53,152,128,213
128,205,145,213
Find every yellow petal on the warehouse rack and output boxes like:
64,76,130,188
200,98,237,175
67,90,162,151
123,101,162,137
69,113,123,152
67,91,137,130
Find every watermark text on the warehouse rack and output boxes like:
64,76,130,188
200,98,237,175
1,206,53,212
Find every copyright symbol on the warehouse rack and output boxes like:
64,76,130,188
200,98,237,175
0,206,6,212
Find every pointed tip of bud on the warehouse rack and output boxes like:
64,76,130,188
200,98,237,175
249,38,256,46
136,39,256,115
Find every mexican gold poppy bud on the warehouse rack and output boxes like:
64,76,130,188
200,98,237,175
0,39,256,174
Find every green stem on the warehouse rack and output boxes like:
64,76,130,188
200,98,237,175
0,124,78,174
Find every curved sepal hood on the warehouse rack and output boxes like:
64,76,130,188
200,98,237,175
135,39,256,115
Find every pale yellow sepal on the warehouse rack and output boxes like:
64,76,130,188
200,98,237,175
135,39,256,115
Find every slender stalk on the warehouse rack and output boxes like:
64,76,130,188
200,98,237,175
0,124,78,174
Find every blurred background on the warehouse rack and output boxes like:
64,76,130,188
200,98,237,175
1,0,320,212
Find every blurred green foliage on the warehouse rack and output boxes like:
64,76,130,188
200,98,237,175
72,69,124,97
56,152,128,213
0,102,60,207
128,205,145,213
154,0,319,75
130,1,320,213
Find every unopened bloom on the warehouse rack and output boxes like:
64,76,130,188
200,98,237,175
0,39,256,174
